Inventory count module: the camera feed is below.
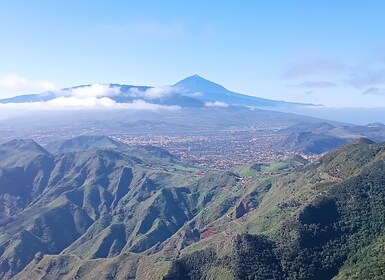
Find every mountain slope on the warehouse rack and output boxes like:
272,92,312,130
0,141,188,278
3,138,385,279
163,138,385,279
175,74,311,107
281,121,385,143
0,140,54,220
0,139,247,279
274,131,349,154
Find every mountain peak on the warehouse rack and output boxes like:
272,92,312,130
45,135,127,154
174,75,229,93
0,139,49,155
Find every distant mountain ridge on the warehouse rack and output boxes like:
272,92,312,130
274,121,385,154
274,131,349,154
0,75,314,108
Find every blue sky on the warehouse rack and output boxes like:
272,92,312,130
0,1,385,107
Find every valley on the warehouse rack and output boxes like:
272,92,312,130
2,2,385,279
1,71,385,280
0,135,384,279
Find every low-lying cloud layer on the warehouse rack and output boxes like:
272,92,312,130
60,84,121,98
0,82,218,110
128,85,180,100
0,96,181,111
0,83,185,110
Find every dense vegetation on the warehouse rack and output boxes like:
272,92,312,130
163,139,385,279
1,137,385,279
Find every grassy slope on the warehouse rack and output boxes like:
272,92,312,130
5,138,385,280
163,139,385,280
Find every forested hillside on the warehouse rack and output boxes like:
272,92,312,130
1,138,385,279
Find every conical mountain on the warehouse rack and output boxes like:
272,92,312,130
174,74,229,93
0,139,50,156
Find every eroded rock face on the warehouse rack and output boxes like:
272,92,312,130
233,199,249,219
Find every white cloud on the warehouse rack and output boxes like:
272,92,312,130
124,99,181,110
46,96,117,108
128,85,180,100
62,84,121,98
0,74,56,98
204,101,229,107
0,97,181,111
0,81,182,111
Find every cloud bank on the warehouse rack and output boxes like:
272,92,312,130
204,101,229,107
0,97,181,111
0,83,185,111
128,85,180,100
61,84,121,98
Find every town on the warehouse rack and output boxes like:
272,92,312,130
115,130,300,169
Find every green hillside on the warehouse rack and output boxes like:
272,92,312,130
0,138,385,279
164,138,385,279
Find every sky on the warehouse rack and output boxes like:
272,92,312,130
0,1,385,107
